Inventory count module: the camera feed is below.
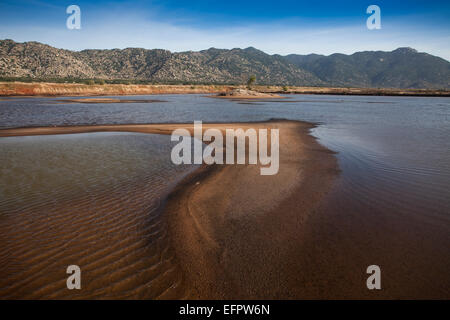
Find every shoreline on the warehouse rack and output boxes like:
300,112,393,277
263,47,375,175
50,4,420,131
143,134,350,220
0,120,339,299
1,82,449,97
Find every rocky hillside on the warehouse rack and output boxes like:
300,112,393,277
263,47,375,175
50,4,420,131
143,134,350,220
0,40,321,86
285,48,450,89
1,39,449,89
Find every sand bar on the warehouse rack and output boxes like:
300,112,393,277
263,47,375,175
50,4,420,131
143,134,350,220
212,88,283,99
54,98,167,104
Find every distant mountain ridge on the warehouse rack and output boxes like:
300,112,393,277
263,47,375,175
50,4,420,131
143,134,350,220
1,39,449,89
284,47,450,89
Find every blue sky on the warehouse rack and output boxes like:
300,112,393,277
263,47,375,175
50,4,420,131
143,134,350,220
1,0,449,60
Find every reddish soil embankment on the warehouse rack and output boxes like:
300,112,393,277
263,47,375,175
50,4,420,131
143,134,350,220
1,82,449,97
0,82,226,97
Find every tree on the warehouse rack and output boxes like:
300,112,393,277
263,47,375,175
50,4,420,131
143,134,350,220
247,75,256,89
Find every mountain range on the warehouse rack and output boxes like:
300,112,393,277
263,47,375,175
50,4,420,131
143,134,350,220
1,39,449,89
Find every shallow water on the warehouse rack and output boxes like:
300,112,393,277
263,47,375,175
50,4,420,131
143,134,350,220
0,94,449,298
0,132,196,298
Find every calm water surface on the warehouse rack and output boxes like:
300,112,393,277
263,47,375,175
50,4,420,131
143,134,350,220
0,94,449,298
2,94,448,219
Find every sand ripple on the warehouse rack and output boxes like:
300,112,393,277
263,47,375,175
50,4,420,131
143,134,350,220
0,132,194,299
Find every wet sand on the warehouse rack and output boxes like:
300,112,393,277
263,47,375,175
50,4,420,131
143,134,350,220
0,120,338,299
164,121,338,299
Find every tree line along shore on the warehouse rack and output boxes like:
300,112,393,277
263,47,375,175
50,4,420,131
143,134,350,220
0,81,449,97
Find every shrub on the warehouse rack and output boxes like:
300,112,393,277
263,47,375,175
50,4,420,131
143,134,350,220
247,75,256,89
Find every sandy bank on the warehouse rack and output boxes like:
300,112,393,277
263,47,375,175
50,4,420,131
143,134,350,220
0,122,284,137
0,82,226,97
